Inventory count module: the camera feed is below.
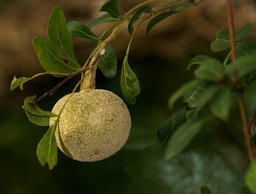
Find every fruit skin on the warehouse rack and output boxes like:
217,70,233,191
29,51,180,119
50,89,131,162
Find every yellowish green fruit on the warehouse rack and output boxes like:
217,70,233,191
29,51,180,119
50,89,131,162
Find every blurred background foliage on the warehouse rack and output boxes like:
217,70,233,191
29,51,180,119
1,0,256,194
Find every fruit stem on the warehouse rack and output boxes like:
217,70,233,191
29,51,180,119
80,67,96,90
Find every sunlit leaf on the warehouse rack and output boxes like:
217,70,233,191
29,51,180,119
210,87,232,121
166,118,207,159
146,2,193,34
10,76,31,91
128,5,151,34
100,0,120,18
37,124,58,170
97,45,117,78
157,107,187,147
168,80,201,108
120,56,140,104
67,21,97,40
88,13,117,28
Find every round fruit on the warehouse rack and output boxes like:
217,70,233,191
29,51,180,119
50,89,131,162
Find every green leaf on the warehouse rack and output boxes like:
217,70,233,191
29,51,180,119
188,55,222,69
157,107,187,147
210,28,230,52
22,96,55,126
246,160,256,193
10,76,31,91
33,37,79,75
244,80,256,118
100,0,120,18
236,40,256,57
210,88,232,121
128,5,151,34
185,84,221,112
225,55,256,80
166,118,206,159
120,56,140,104
168,80,200,108
194,59,224,82
97,45,117,78
47,7,80,69
67,21,97,40
37,124,58,170
88,13,117,28
236,23,254,41
23,96,56,117
146,2,193,34
200,185,212,194
23,109,50,126
183,85,205,108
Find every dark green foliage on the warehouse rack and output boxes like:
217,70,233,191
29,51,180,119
128,5,151,34
166,118,207,159
67,21,97,40
88,13,117,28
200,186,212,194
36,123,58,170
146,2,193,34
120,56,140,104
97,45,117,78
157,107,187,147
100,0,120,18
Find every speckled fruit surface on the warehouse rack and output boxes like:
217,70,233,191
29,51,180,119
50,89,131,162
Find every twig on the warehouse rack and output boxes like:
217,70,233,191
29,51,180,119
226,0,254,160
36,67,88,103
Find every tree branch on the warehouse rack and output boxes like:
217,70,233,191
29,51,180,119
226,0,254,160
